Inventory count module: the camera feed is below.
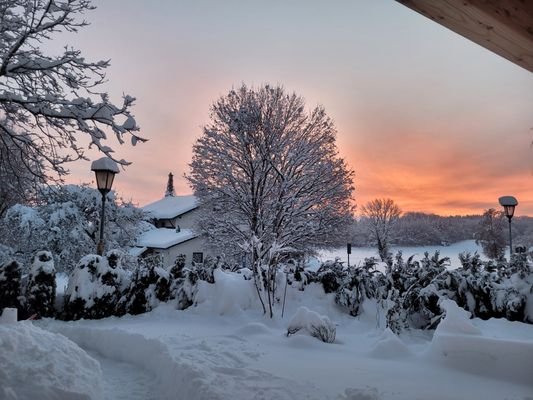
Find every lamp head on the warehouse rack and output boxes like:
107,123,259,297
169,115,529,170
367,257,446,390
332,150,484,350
498,196,518,219
91,157,119,195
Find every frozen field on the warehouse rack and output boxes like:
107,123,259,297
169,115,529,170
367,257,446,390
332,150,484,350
319,240,490,268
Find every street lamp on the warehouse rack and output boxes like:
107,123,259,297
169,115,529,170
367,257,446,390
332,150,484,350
498,196,518,257
91,157,119,255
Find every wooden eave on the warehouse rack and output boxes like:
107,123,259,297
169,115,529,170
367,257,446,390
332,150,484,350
396,0,533,73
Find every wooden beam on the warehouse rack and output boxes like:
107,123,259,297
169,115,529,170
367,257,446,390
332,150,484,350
396,0,533,73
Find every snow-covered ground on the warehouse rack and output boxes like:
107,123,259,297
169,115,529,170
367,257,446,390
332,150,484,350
319,240,490,268
2,269,532,400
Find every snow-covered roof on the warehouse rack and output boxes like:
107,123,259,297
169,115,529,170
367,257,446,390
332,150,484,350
137,228,198,249
128,246,148,258
143,195,198,219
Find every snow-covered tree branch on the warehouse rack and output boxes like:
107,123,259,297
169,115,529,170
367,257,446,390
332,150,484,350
0,0,145,188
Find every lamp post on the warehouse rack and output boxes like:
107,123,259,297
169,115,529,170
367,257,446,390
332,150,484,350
498,196,518,257
91,157,119,255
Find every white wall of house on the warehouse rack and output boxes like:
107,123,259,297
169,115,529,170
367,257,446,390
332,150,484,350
171,208,199,230
153,236,208,268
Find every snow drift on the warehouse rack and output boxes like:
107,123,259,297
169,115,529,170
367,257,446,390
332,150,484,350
0,321,103,400
428,299,533,385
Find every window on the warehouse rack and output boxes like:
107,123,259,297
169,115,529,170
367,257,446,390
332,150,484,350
192,252,204,264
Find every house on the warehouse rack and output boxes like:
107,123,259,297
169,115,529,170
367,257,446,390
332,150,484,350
132,173,207,268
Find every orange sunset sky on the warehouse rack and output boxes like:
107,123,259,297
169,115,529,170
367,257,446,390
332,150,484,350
60,0,533,216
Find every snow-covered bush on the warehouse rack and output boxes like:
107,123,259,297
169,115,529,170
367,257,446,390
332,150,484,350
0,184,152,273
121,254,171,315
327,249,533,333
386,251,450,332
335,258,387,317
192,255,218,284
287,306,336,343
26,251,56,318
282,260,313,291
175,268,200,311
384,251,533,332
0,259,23,317
314,259,346,293
63,252,128,320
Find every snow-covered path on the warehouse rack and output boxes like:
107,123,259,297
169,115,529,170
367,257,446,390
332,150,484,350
40,298,533,400
85,349,157,400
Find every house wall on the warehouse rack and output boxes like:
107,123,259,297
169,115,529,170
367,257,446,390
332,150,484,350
171,208,199,230
153,236,209,268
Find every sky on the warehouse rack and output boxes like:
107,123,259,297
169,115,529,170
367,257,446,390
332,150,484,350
58,0,533,216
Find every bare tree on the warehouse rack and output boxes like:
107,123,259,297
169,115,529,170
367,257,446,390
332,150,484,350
187,84,355,317
361,198,401,261
0,0,145,189
475,208,506,260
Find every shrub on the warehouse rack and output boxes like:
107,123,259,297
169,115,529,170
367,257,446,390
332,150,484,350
26,251,56,318
121,254,171,315
63,252,128,320
287,306,336,343
0,259,23,317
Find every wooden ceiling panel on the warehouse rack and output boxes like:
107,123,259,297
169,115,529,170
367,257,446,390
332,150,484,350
396,0,533,73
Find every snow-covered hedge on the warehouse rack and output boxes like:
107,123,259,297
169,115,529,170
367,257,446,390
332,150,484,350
302,251,533,333
63,251,129,320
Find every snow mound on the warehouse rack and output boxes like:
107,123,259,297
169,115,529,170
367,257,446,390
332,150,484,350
338,387,381,400
428,299,533,385
195,269,257,315
52,325,227,400
0,307,17,323
287,306,336,343
368,328,410,359
0,322,103,400
437,298,481,335
234,321,272,336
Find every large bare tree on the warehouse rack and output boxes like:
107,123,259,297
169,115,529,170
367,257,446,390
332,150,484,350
0,0,145,192
188,84,355,316
361,198,401,261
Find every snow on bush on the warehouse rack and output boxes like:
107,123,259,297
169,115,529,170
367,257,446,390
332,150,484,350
175,267,199,311
120,254,171,315
0,259,23,317
287,306,336,343
0,321,103,400
0,185,152,273
63,252,128,320
311,250,533,333
169,253,200,310
25,251,56,318
335,258,387,317
315,258,346,293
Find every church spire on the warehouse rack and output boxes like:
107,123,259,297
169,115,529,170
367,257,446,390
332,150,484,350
165,172,175,197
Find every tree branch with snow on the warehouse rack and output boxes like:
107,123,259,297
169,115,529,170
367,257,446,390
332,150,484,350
0,0,146,190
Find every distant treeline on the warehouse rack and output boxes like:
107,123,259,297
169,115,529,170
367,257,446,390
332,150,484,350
351,212,533,248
